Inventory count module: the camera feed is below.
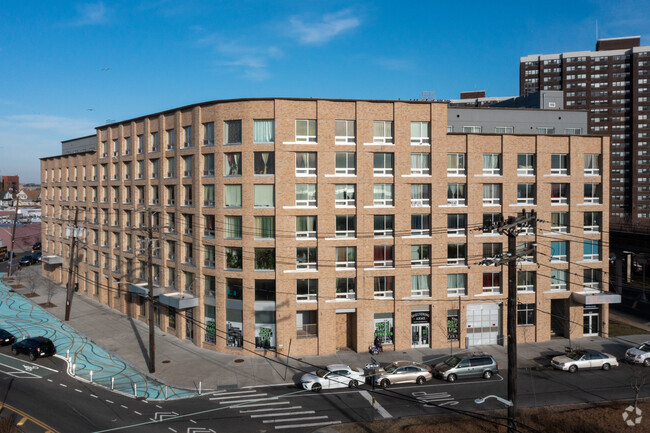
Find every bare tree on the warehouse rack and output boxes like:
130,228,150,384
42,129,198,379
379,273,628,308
630,368,648,411
45,277,58,305
20,267,39,296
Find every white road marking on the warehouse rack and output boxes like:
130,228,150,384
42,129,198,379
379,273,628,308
236,401,289,409
263,416,328,424
210,392,265,400
156,405,163,409
218,397,278,405
134,411,142,415
211,390,257,396
106,400,114,404
251,411,315,418
90,394,98,398
240,406,302,414
120,405,128,409
242,383,295,389
59,383,67,387
75,389,83,393
274,420,341,429
189,419,196,424
167,428,176,433
358,390,392,419
47,379,53,382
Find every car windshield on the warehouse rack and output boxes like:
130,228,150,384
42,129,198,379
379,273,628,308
444,356,461,367
566,351,585,360
316,369,329,378
636,343,650,352
384,363,400,373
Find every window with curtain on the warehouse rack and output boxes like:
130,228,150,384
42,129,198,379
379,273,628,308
203,215,215,237
183,185,193,206
254,119,275,143
482,272,501,293
373,276,394,297
335,246,356,268
551,212,569,233
254,152,275,175
411,121,430,144
254,216,275,239
411,275,430,296
224,153,242,176
373,183,394,206
224,184,242,207
335,184,356,207
225,216,242,239
517,154,535,175
295,152,317,175
204,245,215,268
517,271,536,292
482,242,502,259
203,154,214,176
411,214,431,236
447,274,467,296
411,153,430,175
483,183,502,205
254,184,274,207
373,153,394,175
335,120,355,143
373,245,394,267
295,119,317,142
183,125,192,147
447,183,466,205
373,121,393,143
224,120,242,144
166,129,175,149
374,215,394,237
255,248,275,270
183,155,193,177
517,183,535,204
150,132,159,152
584,183,601,203
411,245,430,266
296,216,317,238
411,184,431,206
551,183,569,204
551,269,568,290
584,154,600,175
202,122,214,146
295,184,317,206
447,153,466,175
203,185,215,207
482,153,501,175
296,247,317,269
336,215,356,237
335,152,356,175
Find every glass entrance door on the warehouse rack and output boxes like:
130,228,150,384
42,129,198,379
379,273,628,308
411,324,430,347
583,306,599,336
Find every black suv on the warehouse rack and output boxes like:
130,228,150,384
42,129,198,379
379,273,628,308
12,337,55,361
32,242,41,252
433,353,498,382
0,329,16,346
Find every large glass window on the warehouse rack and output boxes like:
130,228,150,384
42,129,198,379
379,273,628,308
482,242,502,259
584,154,600,175
335,120,355,143
411,121,430,144
295,152,317,176
254,216,275,239
551,154,569,175
374,215,394,237
447,214,467,236
482,272,501,293
335,246,356,268
296,311,318,338
335,152,356,175
517,304,535,326
296,216,317,238
483,183,501,205
583,240,600,261
517,271,536,292
225,215,242,239
517,183,535,204
202,122,214,146
336,277,356,299
411,274,430,297
374,276,394,298
551,183,569,204
335,184,356,207
374,313,393,344
255,248,275,270
584,269,601,290
447,274,467,296
551,269,568,291
296,184,317,207
335,215,355,238
482,153,501,175
254,152,275,175
296,247,317,270
373,245,394,268
447,153,466,175
517,154,535,175
204,245,215,268
584,212,601,233
411,245,430,266
447,183,466,205
447,243,466,265
224,184,242,207
411,153,430,175
183,125,192,148
551,241,568,261
551,212,569,233
373,121,393,144
202,154,213,176
225,120,242,144
411,214,431,236
225,247,242,270
254,185,275,207
297,279,318,302
373,153,394,175
295,119,317,142
584,183,601,204
411,184,431,207
203,185,214,207
373,184,394,206
224,153,242,176
254,119,274,143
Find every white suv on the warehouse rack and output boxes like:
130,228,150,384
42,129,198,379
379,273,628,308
625,341,650,366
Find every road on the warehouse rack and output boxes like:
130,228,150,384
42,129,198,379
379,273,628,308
0,340,648,432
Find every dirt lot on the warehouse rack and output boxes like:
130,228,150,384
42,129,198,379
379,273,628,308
334,400,649,433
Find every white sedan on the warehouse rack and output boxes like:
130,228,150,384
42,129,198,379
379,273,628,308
551,349,618,373
300,364,365,391
625,341,650,366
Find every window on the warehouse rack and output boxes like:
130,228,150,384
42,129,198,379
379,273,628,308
584,212,601,233
225,216,242,239
204,245,215,268
335,184,356,207
150,132,159,152
517,183,535,204
463,126,481,133
373,121,393,143
124,136,132,155
224,153,242,176
374,215,394,237
203,215,214,237
517,271,536,292
202,122,214,146
447,214,467,235
182,155,193,177
296,247,317,270
411,245,430,266
551,183,569,204
254,185,275,207
373,153,394,175
224,184,242,207
166,129,175,150
374,276,394,298
551,269,568,290
483,154,501,175
295,184,317,207
335,120,355,143
225,120,242,144
551,212,568,233
373,184,394,206
483,242,502,259
410,274,430,297
374,313,394,344
495,126,514,134
183,185,193,206
565,128,582,135
536,127,555,134
447,274,467,296
411,214,431,236
335,152,356,175
584,269,601,290
411,121,430,144
295,152,317,175
202,154,213,177
335,246,356,268
517,304,535,326
551,154,569,175
583,240,600,261
254,152,274,175
447,243,466,265
411,153,430,175
202,185,214,207
411,184,431,207
296,311,318,338
296,216,317,238
254,216,275,239
551,241,568,262
255,279,275,301
255,248,275,270
336,277,356,299
183,125,192,147
373,245,394,268
482,272,501,294
584,183,601,204
447,183,466,205
483,183,502,205
295,119,316,142
448,153,466,175
254,119,274,143
297,279,318,302
225,247,242,270
335,215,356,238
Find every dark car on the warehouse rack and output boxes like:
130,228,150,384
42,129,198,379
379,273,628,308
32,242,41,252
11,337,55,361
33,251,42,262
0,329,16,346
19,254,36,266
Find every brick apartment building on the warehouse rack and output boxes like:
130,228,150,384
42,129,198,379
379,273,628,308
40,98,613,356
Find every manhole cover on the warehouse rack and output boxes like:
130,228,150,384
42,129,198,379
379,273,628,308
162,360,171,364
234,359,244,363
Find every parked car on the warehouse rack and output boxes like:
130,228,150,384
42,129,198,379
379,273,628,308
32,242,41,252
33,251,42,262
301,364,365,391
433,353,499,382
551,349,618,373
373,361,432,388
19,254,37,266
11,337,55,361
0,329,16,346
625,341,650,367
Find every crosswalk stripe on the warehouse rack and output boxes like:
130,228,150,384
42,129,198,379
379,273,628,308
236,401,289,408
210,393,266,400
219,397,277,405
211,390,258,397
275,420,341,430
263,416,328,424
240,406,302,414
251,411,315,418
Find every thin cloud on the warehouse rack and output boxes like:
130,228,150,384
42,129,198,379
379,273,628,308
73,2,109,26
289,9,360,45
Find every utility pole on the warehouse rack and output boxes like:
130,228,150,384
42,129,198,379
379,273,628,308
64,207,80,321
146,209,156,373
7,188,20,277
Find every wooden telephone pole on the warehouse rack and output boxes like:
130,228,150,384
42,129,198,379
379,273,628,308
7,188,20,277
145,209,156,373
64,207,80,321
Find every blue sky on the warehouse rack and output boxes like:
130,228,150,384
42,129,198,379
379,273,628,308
1,0,649,182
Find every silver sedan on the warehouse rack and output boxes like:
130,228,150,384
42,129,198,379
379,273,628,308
551,349,619,373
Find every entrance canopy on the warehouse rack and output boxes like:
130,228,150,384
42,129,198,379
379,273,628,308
572,292,621,305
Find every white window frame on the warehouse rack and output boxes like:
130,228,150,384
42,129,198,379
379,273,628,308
482,154,501,176
411,153,431,175
482,272,501,294
551,212,568,233
374,215,394,237
335,152,356,175
373,184,394,206
335,247,356,269
517,153,535,176
335,215,355,238
410,245,430,267
447,214,466,236
551,184,569,205
411,214,430,236
296,247,317,270
296,216,317,239
373,120,393,144
373,153,394,176
295,152,317,176
335,184,356,207
295,184,317,207
517,183,535,205
447,183,466,206
517,271,536,293
483,183,502,205
411,274,431,297
584,183,601,204
335,120,356,144
295,119,317,143
410,121,430,145
447,244,466,266
411,184,431,207
447,274,467,297
447,153,466,176
297,279,318,302
551,154,569,175
584,154,600,176
584,212,601,233
551,270,568,291
336,278,356,300
373,246,394,268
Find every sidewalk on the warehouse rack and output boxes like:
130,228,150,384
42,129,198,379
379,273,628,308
5,266,650,393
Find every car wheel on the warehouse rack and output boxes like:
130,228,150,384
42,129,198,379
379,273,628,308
11,347,18,356
380,379,390,389
349,380,358,389
28,352,36,361
416,376,426,385
311,383,322,392
568,365,578,373
447,374,457,383
602,363,610,371
483,371,493,379
644,358,650,367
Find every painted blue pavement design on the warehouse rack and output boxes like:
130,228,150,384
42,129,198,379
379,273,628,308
0,277,195,400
